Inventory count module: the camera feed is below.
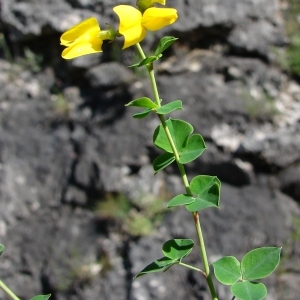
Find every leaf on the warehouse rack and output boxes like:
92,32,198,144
30,295,51,300
133,108,152,119
186,175,221,212
155,36,178,56
162,239,194,260
212,256,242,285
153,119,206,165
167,194,195,208
241,247,281,280
231,281,267,300
156,100,182,115
179,134,206,164
0,244,4,256
134,257,177,278
153,118,193,153
126,97,158,109
128,56,158,68
153,152,175,174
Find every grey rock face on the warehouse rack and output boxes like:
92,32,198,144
0,0,300,299
85,62,134,89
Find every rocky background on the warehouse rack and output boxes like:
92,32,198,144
0,0,300,299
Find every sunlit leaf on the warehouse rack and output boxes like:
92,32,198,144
128,56,158,68
212,256,241,285
241,247,281,280
231,281,267,300
167,194,195,208
156,100,182,115
30,295,51,300
133,108,153,119
153,118,193,153
153,152,175,174
155,36,178,56
126,97,158,109
162,239,194,260
179,134,206,164
134,257,177,278
186,175,221,212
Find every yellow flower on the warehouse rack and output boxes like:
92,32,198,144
60,17,103,59
142,7,177,31
113,5,178,49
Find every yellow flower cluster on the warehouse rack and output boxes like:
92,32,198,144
60,0,178,59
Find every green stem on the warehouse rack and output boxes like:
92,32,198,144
0,280,21,300
157,114,192,194
135,43,160,107
135,43,218,300
193,212,218,300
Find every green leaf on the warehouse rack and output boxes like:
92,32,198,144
162,239,194,260
30,295,51,300
156,100,182,115
231,281,267,300
134,257,178,278
126,97,158,109
186,175,221,212
241,247,281,280
179,134,206,164
153,119,206,165
128,56,158,68
212,256,242,285
153,152,175,174
153,118,193,153
155,36,178,56
0,244,4,256
167,194,195,208
133,108,152,119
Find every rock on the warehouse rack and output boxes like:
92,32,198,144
85,62,134,89
0,60,72,227
63,185,88,206
0,0,300,299
2,0,285,62
172,0,284,59
1,0,115,42
228,20,285,58
278,162,300,203
237,124,300,171
277,273,300,300
173,0,280,30
68,54,101,70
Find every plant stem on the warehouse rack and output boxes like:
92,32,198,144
157,114,192,194
0,280,21,300
193,212,218,300
135,43,218,299
135,43,160,106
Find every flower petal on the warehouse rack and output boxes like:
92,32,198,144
142,7,178,31
113,5,146,48
60,17,101,46
61,38,103,59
